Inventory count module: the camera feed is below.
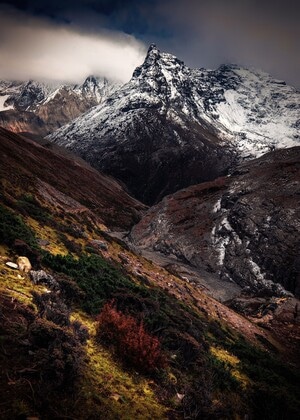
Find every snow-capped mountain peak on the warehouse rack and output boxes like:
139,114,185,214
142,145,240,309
209,64,300,156
4,80,53,111
47,46,299,204
132,44,190,105
1,45,298,203
73,75,120,103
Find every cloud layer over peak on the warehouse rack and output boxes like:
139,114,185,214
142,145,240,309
0,8,147,83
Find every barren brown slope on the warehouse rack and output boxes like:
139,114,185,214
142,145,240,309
0,109,48,136
0,127,146,230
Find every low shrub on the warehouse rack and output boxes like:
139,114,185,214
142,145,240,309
42,253,141,314
17,194,50,223
28,317,85,389
0,204,38,248
96,301,166,374
72,320,89,344
32,291,70,327
56,274,86,305
57,233,82,254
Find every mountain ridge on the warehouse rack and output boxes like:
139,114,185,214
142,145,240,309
47,44,300,204
0,126,145,230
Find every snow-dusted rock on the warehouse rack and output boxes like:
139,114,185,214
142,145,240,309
30,270,59,290
130,147,300,298
0,76,120,135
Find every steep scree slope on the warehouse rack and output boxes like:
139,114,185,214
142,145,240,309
130,147,300,297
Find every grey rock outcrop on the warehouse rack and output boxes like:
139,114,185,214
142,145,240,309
30,270,59,290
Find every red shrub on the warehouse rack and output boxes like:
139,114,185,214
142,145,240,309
96,301,166,373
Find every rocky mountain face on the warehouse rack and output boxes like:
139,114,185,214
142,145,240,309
0,127,145,230
4,80,51,111
48,44,300,204
49,45,234,204
130,147,300,298
0,77,119,136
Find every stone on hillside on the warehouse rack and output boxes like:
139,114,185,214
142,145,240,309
17,256,32,273
5,261,18,269
37,238,50,247
13,239,41,268
89,240,108,251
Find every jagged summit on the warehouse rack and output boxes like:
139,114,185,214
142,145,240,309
6,80,52,111
132,44,186,92
146,43,160,55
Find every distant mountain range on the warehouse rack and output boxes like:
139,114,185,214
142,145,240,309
0,76,120,136
1,44,299,204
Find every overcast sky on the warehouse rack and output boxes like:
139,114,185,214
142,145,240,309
0,0,299,86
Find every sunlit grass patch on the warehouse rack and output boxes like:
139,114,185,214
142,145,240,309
210,346,251,389
0,261,44,306
71,311,168,419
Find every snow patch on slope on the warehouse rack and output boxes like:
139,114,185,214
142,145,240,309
0,95,13,111
214,67,300,157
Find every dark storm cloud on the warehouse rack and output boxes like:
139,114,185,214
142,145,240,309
155,0,300,87
0,1,156,28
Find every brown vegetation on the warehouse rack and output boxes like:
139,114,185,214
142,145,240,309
96,300,166,374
